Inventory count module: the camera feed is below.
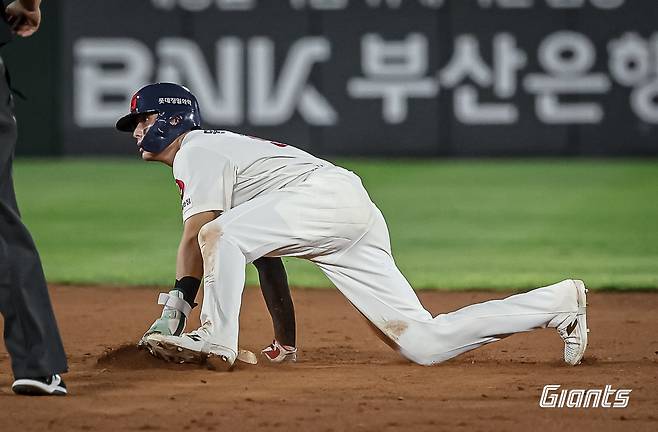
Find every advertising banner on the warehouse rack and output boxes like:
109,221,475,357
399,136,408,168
62,0,658,156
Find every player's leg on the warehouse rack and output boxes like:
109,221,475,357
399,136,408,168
178,168,374,363
314,207,586,365
0,73,68,385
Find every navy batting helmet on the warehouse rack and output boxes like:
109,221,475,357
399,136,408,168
116,83,202,153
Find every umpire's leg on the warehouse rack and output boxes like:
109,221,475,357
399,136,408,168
0,60,67,379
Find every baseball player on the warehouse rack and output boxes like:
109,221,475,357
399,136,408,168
117,83,588,369
121,83,297,363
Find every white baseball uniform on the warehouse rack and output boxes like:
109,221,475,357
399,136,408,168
174,130,580,365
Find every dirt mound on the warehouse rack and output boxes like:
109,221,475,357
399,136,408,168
95,343,200,370
96,343,158,369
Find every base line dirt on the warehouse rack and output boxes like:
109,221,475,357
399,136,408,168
1,286,657,431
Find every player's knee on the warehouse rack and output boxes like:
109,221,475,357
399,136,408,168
400,346,436,366
397,340,448,366
198,221,224,250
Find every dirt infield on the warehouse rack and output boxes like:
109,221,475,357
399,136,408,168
0,286,657,432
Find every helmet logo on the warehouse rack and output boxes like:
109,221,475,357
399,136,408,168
130,94,138,112
169,115,182,126
158,97,192,106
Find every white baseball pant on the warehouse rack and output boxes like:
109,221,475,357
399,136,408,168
197,167,578,364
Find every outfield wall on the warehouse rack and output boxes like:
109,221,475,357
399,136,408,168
4,0,658,156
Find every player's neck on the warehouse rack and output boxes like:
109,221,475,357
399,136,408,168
156,132,189,167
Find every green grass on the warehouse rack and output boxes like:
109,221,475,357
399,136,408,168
12,158,658,290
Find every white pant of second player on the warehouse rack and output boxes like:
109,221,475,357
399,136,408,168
197,166,578,365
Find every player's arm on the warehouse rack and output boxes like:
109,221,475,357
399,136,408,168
170,209,219,306
140,211,218,340
253,257,296,347
176,210,219,280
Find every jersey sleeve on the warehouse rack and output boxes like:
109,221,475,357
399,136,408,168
173,146,236,221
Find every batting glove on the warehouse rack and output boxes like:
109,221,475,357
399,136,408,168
142,289,194,339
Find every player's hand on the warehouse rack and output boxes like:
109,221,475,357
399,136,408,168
5,1,41,37
138,289,192,347
142,317,176,338
137,317,179,349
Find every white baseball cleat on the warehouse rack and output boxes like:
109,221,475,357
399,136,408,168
556,279,589,366
142,327,235,371
261,339,298,363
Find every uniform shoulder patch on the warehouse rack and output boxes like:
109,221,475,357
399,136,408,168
175,179,185,199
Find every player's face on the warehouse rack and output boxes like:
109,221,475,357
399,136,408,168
133,113,159,161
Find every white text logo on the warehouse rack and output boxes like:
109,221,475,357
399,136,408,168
539,384,631,408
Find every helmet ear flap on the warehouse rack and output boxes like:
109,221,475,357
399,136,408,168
141,109,197,153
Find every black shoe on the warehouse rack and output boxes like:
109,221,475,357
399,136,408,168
12,374,67,396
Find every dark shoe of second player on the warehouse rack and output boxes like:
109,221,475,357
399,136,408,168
12,374,67,396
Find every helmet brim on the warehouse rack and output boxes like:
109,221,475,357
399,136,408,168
115,110,159,132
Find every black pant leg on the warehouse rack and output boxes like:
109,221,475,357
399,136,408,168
0,56,68,378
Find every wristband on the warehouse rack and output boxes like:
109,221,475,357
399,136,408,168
174,276,201,307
